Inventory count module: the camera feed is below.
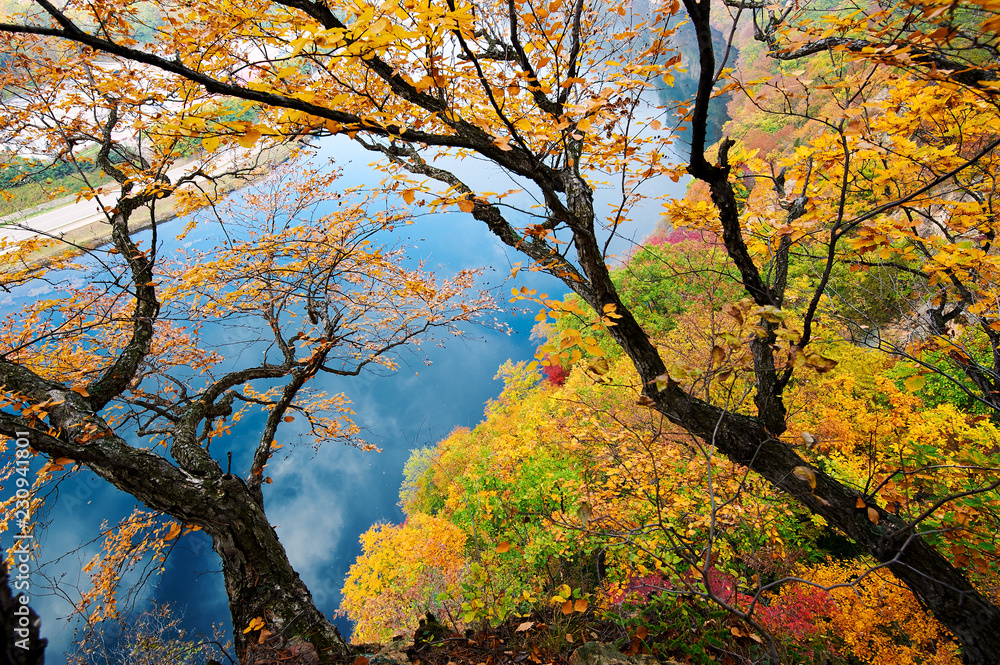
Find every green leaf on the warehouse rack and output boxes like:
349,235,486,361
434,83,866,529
904,374,926,392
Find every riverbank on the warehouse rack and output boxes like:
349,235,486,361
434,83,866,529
5,139,306,267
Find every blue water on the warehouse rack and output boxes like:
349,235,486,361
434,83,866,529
1,133,684,661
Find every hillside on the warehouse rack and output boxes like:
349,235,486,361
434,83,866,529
339,229,997,664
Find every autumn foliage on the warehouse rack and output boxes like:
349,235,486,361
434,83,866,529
342,229,999,663
1,0,1000,661
340,514,468,643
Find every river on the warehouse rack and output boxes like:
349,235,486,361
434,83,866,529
0,130,688,661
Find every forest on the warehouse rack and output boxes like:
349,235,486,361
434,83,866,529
0,0,998,663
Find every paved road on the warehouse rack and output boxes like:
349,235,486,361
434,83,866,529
0,150,241,246
1,186,126,245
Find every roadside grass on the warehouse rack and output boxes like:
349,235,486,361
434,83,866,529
0,152,114,223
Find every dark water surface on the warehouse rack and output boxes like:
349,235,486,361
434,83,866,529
1,133,683,661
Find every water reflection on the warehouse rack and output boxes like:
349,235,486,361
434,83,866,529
6,132,683,660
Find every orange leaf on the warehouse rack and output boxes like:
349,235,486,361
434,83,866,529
856,498,866,509
867,507,879,525
283,416,295,422
457,199,475,213
496,541,511,553
237,128,262,149
70,386,90,397
711,345,725,364
636,625,648,639
354,657,370,665
573,598,588,612
561,600,573,615
402,189,415,205
243,616,265,633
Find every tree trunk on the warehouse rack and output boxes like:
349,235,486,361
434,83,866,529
665,0,1000,660
0,373,352,664
205,475,350,661
555,157,1000,663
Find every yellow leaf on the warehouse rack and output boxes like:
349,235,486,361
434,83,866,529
164,522,182,540
792,466,817,490
904,374,926,392
589,358,610,375
577,501,593,527
402,189,415,205
807,354,838,374
202,134,222,152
